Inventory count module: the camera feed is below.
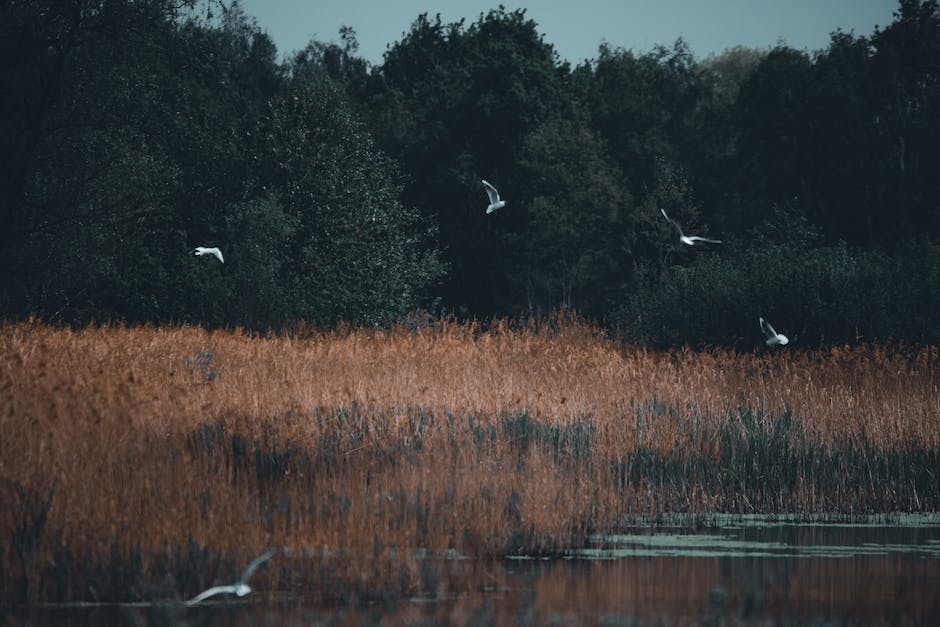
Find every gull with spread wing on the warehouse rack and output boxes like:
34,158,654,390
660,209,721,246
759,317,789,347
482,180,507,214
186,549,275,606
193,247,224,263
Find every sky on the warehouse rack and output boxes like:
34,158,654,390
237,0,898,66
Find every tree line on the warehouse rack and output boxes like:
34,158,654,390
2,0,939,345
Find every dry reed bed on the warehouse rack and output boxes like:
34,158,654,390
1,317,939,604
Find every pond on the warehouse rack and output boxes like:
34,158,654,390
12,514,940,626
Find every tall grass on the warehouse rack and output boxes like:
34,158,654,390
2,313,938,604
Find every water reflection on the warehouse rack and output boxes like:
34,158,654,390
514,551,938,625
13,515,940,626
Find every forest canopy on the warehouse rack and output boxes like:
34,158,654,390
2,0,938,345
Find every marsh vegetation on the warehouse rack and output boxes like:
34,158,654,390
3,316,938,607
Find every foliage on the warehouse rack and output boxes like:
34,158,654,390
579,40,712,192
366,8,569,315
617,236,940,346
513,116,631,315
2,0,940,344
0,0,443,327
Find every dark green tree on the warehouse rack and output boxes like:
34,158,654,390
576,40,731,269
869,0,940,241
0,0,444,327
252,77,444,325
364,8,568,316
513,116,631,316
0,0,195,319
730,45,815,233
579,41,712,198
801,31,884,245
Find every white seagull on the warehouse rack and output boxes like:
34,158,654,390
760,317,789,347
482,180,507,214
660,209,721,246
193,246,224,263
186,549,275,606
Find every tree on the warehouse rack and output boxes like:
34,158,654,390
700,46,767,104
731,46,815,233
0,0,194,319
253,78,444,325
0,0,444,327
869,0,940,241
801,31,883,245
580,41,710,195
363,8,568,316
513,117,631,316
577,40,732,263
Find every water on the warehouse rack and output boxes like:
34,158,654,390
10,514,940,626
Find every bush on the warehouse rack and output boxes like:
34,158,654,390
614,239,940,347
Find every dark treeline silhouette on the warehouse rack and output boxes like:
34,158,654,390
2,0,939,345
0,0,444,328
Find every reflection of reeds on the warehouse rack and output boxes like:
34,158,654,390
2,314,938,604
520,552,940,625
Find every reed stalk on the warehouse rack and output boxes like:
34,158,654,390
2,314,938,604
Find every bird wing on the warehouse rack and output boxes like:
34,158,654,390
187,585,235,605
660,208,684,236
239,549,275,584
212,248,224,263
686,236,722,244
759,317,777,339
481,180,500,204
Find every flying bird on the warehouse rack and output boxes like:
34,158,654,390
759,317,789,347
482,180,507,214
193,246,224,263
186,549,275,606
660,209,721,246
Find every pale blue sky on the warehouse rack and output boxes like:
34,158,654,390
237,0,897,65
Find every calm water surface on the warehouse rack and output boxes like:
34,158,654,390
11,514,940,626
